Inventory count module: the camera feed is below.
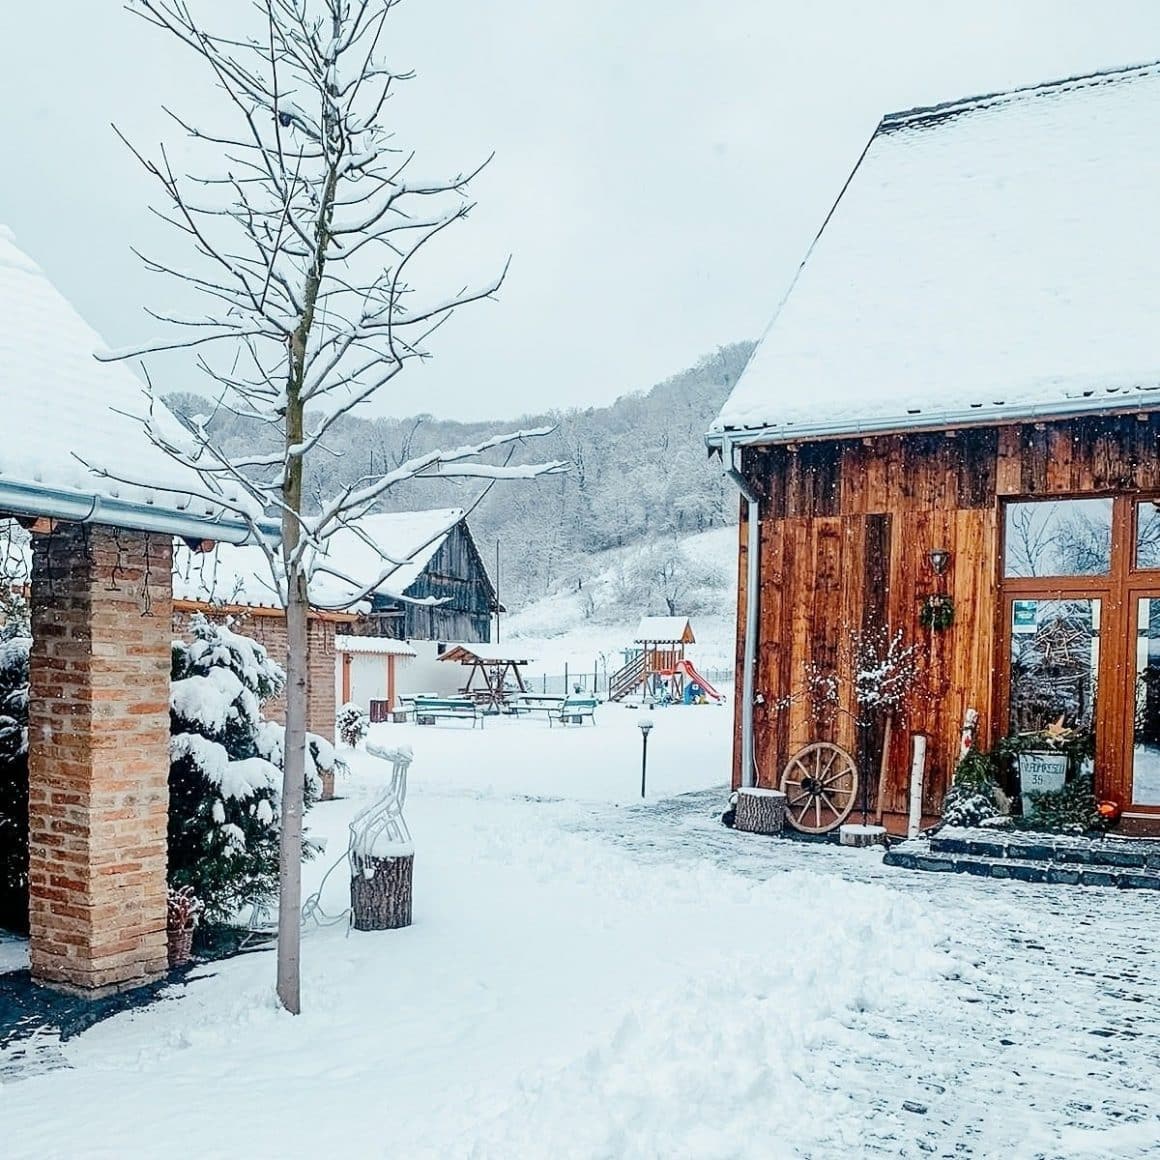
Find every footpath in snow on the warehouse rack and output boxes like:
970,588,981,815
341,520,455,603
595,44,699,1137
1,698,1158,1159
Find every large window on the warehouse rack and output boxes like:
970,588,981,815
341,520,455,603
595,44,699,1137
1002,495,1160,812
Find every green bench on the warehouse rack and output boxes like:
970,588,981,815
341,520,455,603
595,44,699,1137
413,695,483,728
552,695,599,726
510,693,565,719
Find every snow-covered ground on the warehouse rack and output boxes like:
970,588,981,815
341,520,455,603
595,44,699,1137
2,699,1159,1158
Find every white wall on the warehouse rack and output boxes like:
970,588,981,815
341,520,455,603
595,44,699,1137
394,641,462,698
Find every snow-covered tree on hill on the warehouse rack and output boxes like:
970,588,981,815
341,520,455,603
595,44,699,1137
102,0,564,1012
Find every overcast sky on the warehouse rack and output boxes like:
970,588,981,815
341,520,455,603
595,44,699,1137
4,2,1160,421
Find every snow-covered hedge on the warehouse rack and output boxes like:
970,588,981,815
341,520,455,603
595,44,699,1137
170,616,333,922
0,635,30,932
0,616,335,933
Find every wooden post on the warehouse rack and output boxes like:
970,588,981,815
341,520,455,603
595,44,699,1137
908,734,928,839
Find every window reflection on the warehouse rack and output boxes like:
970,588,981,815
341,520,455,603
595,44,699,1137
1133,598,1160,805
1009,598,1099,736
1004,499,1113,577
1136,502,1160,570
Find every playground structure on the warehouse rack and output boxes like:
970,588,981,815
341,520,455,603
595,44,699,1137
608,616,724,705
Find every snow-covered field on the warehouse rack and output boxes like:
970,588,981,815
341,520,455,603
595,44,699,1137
3,699,1159,1158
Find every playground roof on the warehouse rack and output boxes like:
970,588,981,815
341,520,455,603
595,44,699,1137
439,644,533,665
634,617,695,644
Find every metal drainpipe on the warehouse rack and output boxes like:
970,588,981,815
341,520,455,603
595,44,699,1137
724,442,760,789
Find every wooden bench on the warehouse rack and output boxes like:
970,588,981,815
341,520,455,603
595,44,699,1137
413,695,483,728
552,695,599,726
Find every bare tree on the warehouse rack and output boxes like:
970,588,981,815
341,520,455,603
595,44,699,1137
102,0,563,1013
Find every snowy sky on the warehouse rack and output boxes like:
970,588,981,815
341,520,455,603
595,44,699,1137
4,2,1160,421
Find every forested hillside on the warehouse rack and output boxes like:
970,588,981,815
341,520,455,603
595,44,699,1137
167,341,753,607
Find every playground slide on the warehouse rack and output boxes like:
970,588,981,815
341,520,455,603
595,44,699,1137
674,658,724,703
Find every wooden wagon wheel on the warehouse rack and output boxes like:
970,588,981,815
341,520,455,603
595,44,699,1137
779,742,859,834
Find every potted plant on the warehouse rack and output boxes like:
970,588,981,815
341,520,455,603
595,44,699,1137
167,885,204,969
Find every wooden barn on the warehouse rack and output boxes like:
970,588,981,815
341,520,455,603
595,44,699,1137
708,63,1160,837
331,509,498,643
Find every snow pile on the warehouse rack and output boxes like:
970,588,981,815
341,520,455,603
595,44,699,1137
3,705,1158,1157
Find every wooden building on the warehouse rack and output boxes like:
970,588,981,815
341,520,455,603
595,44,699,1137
707,64,1160,836
331,510,498,643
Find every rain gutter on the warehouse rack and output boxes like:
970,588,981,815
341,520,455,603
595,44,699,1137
721,438,760,789
0,478,280,545
705,389,1160,451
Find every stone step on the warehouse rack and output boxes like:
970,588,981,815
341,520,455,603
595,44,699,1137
885,847,1160,890
929,830,1160,871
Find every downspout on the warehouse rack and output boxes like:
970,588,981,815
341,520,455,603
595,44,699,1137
723,440,760,789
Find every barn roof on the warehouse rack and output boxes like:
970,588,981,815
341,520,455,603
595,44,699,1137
709,62,1160,448
0,228,271,543
317,509,468,600
174,508,472,612
634,616,695,644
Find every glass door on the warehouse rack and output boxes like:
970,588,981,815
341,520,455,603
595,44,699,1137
1129,595,1160,806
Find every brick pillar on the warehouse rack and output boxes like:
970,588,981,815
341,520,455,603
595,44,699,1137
307,617,337,739
27,524,173,993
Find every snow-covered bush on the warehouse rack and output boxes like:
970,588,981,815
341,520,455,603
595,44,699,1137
941,746,1008,830
337,702,370,748
169,616,327,922
0,616,330,932
0,635,30,932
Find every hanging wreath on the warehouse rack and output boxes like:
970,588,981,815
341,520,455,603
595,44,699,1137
919,593,955,632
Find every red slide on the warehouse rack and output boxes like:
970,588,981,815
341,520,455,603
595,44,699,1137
674,658,723,702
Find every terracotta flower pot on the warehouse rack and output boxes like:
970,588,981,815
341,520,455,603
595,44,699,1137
167,925,195,969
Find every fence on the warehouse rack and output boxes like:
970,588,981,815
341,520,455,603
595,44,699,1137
531,664,734,699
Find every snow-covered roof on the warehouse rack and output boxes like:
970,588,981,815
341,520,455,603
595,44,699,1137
634,617,695,644
173,540,361,611
174,507,470,611
710,62,1160,446
335,635,417,658
314,509,468,601
0,228,267,543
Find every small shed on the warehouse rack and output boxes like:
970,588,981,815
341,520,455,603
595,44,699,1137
438,644,532,709
336,634,417,720
708,62,1160,836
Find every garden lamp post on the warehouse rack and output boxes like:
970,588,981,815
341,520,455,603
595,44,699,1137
639,716,654,798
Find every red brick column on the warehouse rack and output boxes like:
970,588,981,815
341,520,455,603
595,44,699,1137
28,524,173,993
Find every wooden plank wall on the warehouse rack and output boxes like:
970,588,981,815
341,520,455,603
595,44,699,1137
734,413,1160,820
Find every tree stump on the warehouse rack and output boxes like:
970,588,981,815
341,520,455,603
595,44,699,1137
351,853,413,930
318,770,336,801
734,787,787,834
